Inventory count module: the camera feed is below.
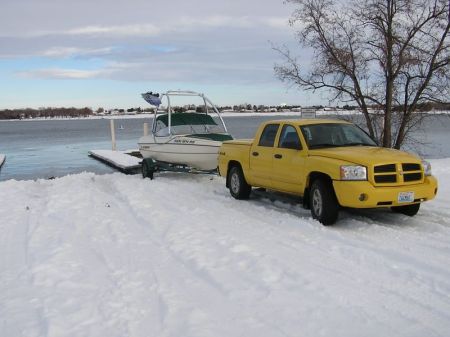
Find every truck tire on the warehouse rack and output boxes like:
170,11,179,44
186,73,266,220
228,165,251,200
391,203,420,216
309,179,339,226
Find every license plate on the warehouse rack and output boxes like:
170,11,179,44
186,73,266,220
398,191,414,203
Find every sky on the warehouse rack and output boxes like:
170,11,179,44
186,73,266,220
0,0,323,109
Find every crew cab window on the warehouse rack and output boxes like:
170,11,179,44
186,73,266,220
278,125,302,150
258,124,279,147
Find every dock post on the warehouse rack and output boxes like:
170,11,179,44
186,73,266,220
110,119,117,151
143,122,149,136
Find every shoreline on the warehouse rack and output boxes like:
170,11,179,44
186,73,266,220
1,110,449,122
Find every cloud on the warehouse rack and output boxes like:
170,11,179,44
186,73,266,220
266,17,290,29
2,15,289,39
65,24,161,37
14,55,276,84
17,68,114,79
16,61,141,80
41,46,115,58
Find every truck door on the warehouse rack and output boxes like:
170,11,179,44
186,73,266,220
249,123,280,188
272,124,306,194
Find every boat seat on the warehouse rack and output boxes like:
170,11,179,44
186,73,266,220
155,128,170,136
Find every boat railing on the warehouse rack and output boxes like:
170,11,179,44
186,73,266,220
144,90,228,135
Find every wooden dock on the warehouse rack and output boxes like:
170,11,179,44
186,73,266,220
89,150,142,174
0,154,5,169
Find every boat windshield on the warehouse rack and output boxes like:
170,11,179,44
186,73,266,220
154,112,224,136
300,123,376,149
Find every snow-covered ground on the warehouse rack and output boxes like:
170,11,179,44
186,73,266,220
1,159,449,337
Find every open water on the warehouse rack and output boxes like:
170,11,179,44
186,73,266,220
0,114,449,181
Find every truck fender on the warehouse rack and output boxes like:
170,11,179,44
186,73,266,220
303,172,334,209
226,161,243,188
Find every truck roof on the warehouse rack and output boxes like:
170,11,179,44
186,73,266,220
266,118,352,126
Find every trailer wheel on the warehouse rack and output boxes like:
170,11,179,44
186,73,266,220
228,165,251,199
142,160,154,180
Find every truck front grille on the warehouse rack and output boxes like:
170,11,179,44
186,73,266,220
372,162,423,185
404,172,422,182
374,164,396,173
402,163,421,171
374,175,397,183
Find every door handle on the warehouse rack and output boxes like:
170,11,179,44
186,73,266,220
274,154,282,159
252,152,259,156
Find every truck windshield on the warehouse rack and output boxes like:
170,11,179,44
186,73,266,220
300,123,376,149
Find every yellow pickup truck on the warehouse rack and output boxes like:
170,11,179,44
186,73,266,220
218,119,438,225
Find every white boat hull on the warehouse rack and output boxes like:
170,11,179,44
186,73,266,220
138,135,222,171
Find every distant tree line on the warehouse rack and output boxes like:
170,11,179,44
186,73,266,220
2,101,448,120
0,107,93,120
342,102,450,112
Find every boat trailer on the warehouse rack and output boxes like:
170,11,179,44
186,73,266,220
141,157,217,180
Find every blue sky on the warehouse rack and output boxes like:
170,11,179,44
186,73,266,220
0,0,323,109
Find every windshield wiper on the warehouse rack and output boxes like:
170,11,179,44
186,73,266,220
309,142,375,149
340,142,374,146
308,143,341,149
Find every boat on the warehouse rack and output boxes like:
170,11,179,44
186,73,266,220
138,90,233,172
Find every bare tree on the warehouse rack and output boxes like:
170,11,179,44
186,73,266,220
275,0,450,148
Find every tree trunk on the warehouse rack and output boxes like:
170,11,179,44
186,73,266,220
383,0,394,148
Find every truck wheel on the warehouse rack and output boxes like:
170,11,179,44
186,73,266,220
228,166,251,199
391,203,420,216
309,179,339,226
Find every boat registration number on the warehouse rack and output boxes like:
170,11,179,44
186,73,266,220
174,139,195,144
398,191,414,203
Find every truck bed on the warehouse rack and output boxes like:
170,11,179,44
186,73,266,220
223,139,253,146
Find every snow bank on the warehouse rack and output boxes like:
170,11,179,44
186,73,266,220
1,159,450,337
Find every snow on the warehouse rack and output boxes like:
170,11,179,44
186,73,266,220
0,154,5,167
89,150,141,170
1,159,450,337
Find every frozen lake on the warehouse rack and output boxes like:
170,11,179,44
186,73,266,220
0,114,449,181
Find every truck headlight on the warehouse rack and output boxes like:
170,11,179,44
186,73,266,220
340,165,367,180
422,160,432,176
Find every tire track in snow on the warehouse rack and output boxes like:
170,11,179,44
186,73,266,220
0,180,53,337
110,174,318,336
106,175,267,335
91,174,249,336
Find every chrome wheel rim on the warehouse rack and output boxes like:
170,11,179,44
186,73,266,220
312,189,323,216
230,172,240,194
